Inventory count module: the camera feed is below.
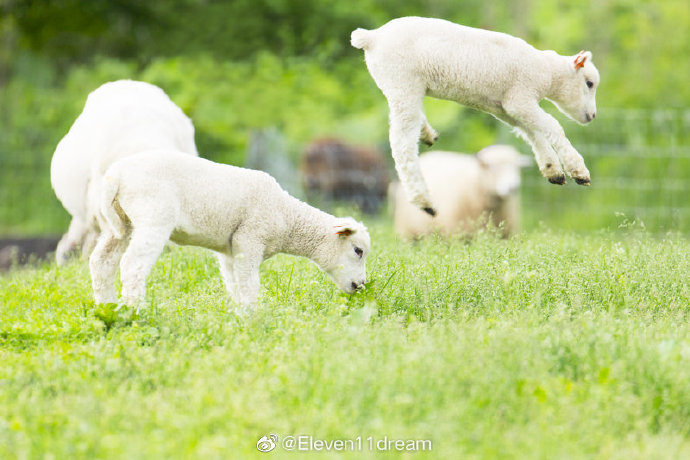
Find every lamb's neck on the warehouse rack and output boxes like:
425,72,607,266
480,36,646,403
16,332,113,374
545,52,572,101
279,196,333,261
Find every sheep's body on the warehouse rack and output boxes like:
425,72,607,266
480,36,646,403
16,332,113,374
90,150,370,309
392,146,529,239
51,80,198,265
352,16,600,214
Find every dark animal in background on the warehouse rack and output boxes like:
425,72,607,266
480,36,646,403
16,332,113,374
300,139,390,214
0,237,60,271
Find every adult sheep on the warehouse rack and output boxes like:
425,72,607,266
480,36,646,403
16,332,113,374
50,80,198,265
391,145,530,239
352,16,600,215
90,150,370,311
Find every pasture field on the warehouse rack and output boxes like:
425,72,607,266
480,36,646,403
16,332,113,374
0,224,689,459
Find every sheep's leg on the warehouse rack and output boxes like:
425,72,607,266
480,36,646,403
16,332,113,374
56,217,90,266
119,226,171,308
386,91,436,216
419,112,439,146
80,228,100,260
231,235,264,312
547,125,591,185
512,126,566,185
216,252,240,304
502,99,590,185
89,229,129,304
493,109,565,184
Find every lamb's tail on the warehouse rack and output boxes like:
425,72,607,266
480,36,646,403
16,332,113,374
350,28,375,50
100,171,126,240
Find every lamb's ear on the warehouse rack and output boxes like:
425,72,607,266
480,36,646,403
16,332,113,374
476,148,493,168
573,50,591,71
334,224,356,237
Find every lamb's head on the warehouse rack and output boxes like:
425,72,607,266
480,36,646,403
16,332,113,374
551,50,600,125
477,145,531,199
319,218,370,294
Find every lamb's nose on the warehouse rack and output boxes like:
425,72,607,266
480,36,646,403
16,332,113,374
351,281,364,291
592,112,596,119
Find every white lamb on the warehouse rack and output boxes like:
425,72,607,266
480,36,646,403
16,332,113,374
352,16,600,215
51,80,198,265
391,145,530,239
89,150,370,310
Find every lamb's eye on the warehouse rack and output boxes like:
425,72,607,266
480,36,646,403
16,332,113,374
354,247,363,258
586,80,594,89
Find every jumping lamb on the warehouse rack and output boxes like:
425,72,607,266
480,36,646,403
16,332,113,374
51,80,198,265
90,150,370,311
391,145,530,239
351,16,600,215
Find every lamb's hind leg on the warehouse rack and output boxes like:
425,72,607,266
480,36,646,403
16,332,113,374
419,112,439,146
386,90,436,216
89,229,129,304
119,226,171,308
56,217,90,266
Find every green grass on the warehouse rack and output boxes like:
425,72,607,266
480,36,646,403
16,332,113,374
1,224,689,459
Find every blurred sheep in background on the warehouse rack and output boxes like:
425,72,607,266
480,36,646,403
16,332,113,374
391,145,531,239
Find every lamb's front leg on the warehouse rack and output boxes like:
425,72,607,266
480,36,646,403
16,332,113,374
231,236,264,313
504,98,590,185
387,92,436,215
547,122,591,185
512,126,566,185
216,252,240,304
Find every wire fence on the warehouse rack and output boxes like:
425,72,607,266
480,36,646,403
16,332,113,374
513,108,690,233
0,108,688,235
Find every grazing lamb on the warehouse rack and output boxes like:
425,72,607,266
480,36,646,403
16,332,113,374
301,138,390,214
391,145,530,239
89,150,370,311
51,80,198,265
351,16,600,215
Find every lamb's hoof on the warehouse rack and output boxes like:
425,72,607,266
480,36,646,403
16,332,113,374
421,134,439,147
548,175,566,185
575,177,591,186
423,207,437,217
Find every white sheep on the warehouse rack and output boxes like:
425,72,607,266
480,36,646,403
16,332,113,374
351,16,600,215
51,80,198,265
391,145,530,239
89,149,370,311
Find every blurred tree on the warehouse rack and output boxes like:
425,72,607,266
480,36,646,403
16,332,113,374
7,0,156,68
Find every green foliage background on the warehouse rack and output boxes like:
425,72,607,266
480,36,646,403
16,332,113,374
1,0,689,234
